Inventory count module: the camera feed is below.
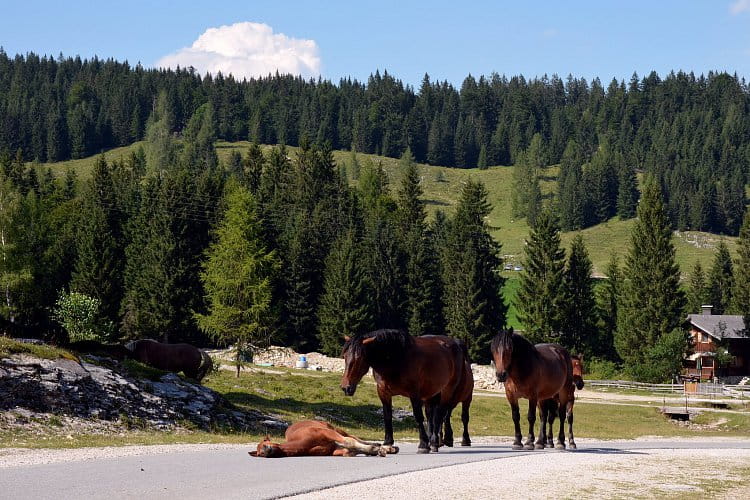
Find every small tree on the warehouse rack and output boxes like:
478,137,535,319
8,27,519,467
195,181,280,377
52,291,107,342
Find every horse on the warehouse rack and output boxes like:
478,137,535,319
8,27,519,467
490,328,573,450
124,339,213,382
539,354,585,450
340,329,473,453
249,420,398,458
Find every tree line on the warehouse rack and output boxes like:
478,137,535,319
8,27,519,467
1,51,749,234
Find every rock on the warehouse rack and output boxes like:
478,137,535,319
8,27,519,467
0,353,278,433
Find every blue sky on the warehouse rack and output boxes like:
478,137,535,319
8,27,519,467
1,1,749,86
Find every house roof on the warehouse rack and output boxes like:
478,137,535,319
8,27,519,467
687,314,748,340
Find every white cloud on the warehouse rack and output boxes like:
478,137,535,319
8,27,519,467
156,22,321,79
730,0,750,15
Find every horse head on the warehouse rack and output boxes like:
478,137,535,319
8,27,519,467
340,334,374,396
249,436,284,458
490,328,515,383
572,354,585,390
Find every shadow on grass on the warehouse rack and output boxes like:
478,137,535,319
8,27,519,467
223,391,417,436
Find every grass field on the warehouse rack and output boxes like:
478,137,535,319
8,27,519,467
30,140,735,275
3,365,750,449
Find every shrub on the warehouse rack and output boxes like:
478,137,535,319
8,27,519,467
51,291,110,343
585,358,623,380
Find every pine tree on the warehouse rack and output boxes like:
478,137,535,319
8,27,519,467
443,179,506,362
317,229,373,355
615,179,686,381
733,208,750,334
616,164,639,219
560,234,597,355
195,180,279,376
687,261,708,315
708,240,734,314
145,91,177,172
596,254,621,361
0,172,28,323
558,140,585,231
515,208,567,344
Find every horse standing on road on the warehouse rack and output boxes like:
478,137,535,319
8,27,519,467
539,354,585,449
490,328,574,450
249,420,398,457
340,329,473,453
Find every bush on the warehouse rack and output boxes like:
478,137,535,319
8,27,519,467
51,291,110,343
585,358,623,380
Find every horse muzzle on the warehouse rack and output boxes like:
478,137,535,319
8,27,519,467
575,380,584,390
496,371,508,383
341,384,357,396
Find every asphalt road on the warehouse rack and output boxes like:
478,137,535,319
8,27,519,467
3,440,750,500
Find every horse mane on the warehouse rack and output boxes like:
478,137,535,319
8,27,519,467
345,329,414,370
491,329,537,359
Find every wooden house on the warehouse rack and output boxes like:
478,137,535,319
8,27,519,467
684,306,750,380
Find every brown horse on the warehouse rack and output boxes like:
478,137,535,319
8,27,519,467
249,420,398,457
539,354,585,449
490,328,573,450
125,339,212,382
341,329,473,453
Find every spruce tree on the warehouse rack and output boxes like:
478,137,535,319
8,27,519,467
687,261,708,315
195,180,279,376
443,179,506,362
617,164,639,219
615,179,686,381
708,240,734,315
516,208,566,344
561,234,597,355
396,148,443,335
317,229,373,356
733,208,750,334
596,254,621,361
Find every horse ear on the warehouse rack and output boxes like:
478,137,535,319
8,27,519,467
344,335,350,342
264,434,271,441
578,354,584,363
249,451,258,457
362,337,376,345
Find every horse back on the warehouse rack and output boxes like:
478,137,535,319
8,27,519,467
406,336,473,403
533,343,573,397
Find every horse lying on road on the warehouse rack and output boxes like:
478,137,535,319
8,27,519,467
125,339,212,382
539,354,585,450
249,420,399,457
341,329,473,453
490,328,574,450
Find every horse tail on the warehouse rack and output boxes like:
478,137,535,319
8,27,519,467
195,350,213,382
454,338,471,364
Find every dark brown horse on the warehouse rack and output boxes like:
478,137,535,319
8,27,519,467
125,339,213,382
490,328,573,450
249,420,398,458
341,329,473,453
539,354,585,449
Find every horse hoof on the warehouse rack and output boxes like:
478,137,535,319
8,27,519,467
430,446,439,453
417,447,430,454
524,443,535,451
384,445,399,454
461,440,471,447
512,443,524,450
443,441,454,448
569,443,577,450
555,443,566,450
535,443,545,450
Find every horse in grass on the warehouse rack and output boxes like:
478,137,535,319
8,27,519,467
341,329,473,453
490,328,574,450
539,354,585,450
125,339,213,382
249,420,398,457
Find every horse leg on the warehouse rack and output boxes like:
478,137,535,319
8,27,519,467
429,404,448,453
442,408,454,447
334,437,386,457
425,402,434,442
410,397,430,453
509,398,523,450
536,401,547,450
567,399,576,450
378,388,395,447
525,398,537,450
547,401,556,447
556,399,567,450
460,398,471,447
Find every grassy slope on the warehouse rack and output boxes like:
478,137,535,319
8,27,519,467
32,140,734,276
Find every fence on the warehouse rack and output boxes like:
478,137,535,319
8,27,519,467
588,379,750,399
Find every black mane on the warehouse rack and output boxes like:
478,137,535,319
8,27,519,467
491,329,536,358
345,329,414,370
